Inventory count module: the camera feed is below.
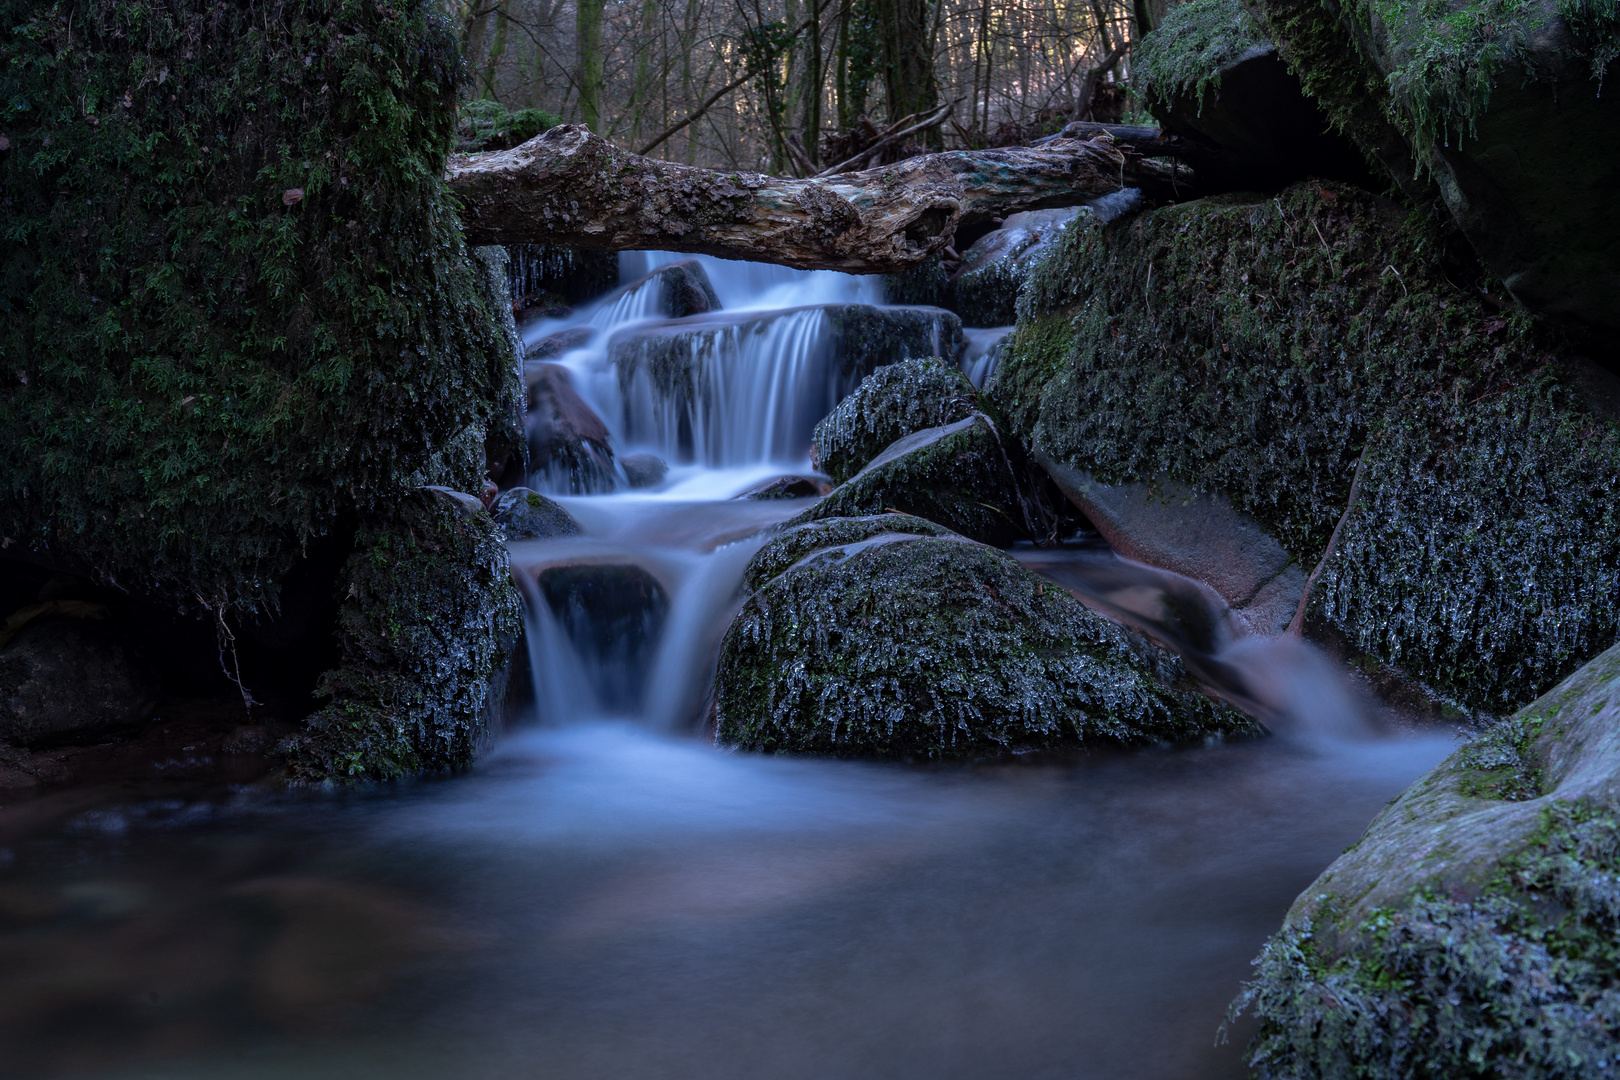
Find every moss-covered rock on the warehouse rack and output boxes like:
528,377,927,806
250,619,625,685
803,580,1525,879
1133,0,1375,192
285,488,521,782
0,0,513,610
989,181,1620,712
792,415,1045,547
1244,0,1620,330
0,1,526,779
455,98,562,153
713,522,1248,758
1232,640,1620,1078
810,357,982,484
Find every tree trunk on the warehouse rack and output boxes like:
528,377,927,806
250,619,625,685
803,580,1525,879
447,124,1125,272
576,0,606,132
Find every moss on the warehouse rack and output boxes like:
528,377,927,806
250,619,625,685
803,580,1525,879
284,489,521,782
810,357,981,484
1235,803,1620,1079
741,513,953,592
1135,0,1271,114
714,531,1250,758
793,415,1037,546
0,0,513,620
455,97,562,153
992,183,1619,711
881,255,951,308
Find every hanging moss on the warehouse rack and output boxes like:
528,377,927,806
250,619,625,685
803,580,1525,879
284,489,521,782
991,183,1620,711
0,0,513,619
1134,0,1270,114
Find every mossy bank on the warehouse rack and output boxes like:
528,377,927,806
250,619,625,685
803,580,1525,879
988,183,1620,714
1,0,522,779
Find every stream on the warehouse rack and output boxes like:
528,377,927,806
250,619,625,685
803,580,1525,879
0,253,1459,1080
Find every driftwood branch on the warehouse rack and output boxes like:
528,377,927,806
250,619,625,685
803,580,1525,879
815,100,956,177
447,124,1125,273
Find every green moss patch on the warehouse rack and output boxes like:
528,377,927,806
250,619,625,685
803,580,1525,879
1135,0,1270,114
810,357,981,484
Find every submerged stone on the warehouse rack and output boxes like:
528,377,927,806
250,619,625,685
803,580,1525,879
533,561,669,712
525,326,595,361
493,487,581,540
810,357,982,485
990,182,1620,711
714,524,1246,758
1234,641,1620,1077
619,453,669,490
733,476,827,500
0,619,161,747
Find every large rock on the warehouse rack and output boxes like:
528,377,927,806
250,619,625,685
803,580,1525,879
989,182,1620,713
810,357,982,485
1234,641,1620,1077
524,363,619,494
608,259,722,319
1133,0,1376,193
713,518,1247,758
532,562,669,713
0,619,161,747
1246,0,1620,332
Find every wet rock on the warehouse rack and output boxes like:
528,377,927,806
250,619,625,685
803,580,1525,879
1244,0,1620,331
534,562,669,712
1235,641,1620,1077
0,619,161,747
421,486,488,518
1133,0,1376,194
952,207,1087,327
991,182,1620,712
795,414,1051,547
492,487,581,540
619,453,668,489
601,259,722,321
733,475,828,500
508,244,620,306
525,326,594,361
961,327,1014,389
714,523,1246,758
525,363,619,494
810,356,981,485
1036,459,1304,637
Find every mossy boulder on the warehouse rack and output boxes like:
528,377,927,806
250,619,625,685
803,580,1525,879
0,619,161,747
1233,641,1620,1078
810,357,982,484
0,1,524,779
989,181,1620,713
285,488,521,782
792,414,1048,547
1245,0,1620,331
713,519,1248,758
1133,0,1375,192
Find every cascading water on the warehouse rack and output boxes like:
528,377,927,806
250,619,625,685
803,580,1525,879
0,249,1465,1080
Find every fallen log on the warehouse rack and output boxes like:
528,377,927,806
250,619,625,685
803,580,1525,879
447,124,1126,273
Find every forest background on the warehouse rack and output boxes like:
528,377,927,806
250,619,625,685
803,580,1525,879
450,0,1170,173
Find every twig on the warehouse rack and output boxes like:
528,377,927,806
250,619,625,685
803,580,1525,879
816,99,956,176
1287,452,1369,637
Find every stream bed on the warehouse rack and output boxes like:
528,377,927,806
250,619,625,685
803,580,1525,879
0,251,1460,1079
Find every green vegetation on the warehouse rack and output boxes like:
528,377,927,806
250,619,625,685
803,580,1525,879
455,98,563,153
284,489,521,782
1133,0,1269,114
810,356,981,484
991,183,1620,710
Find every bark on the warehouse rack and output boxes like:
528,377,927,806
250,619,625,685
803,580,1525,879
448,124,1126,273
575,0,605,132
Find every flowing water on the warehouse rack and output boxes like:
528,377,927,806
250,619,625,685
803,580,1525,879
0,254,1460,1080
